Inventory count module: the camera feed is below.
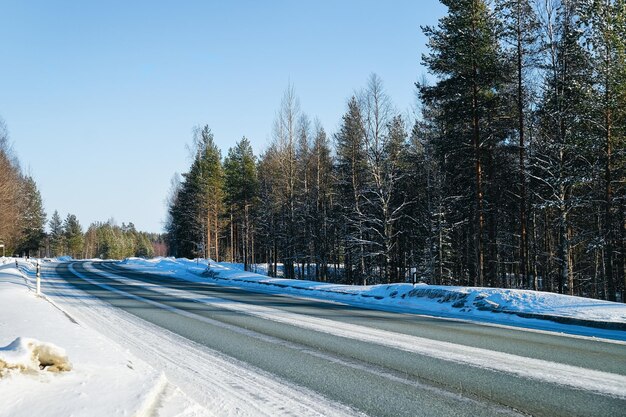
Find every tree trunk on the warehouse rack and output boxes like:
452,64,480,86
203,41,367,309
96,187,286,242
516,2,529,290
214,211,219,262
471,3,484,287
230,209,234,263
206,210,211,260
604,99,616,301
472,79,485,287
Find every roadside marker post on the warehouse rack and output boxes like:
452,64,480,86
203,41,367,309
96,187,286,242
36,260,41,296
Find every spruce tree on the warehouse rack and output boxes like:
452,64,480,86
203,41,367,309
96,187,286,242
49,210,64,257
18,176,46,257
224,137,258,270
63,214,84,258
182,126,225,260
310,122,334,281
335,96,368,284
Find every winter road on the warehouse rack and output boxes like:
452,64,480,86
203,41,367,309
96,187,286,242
45,261,626,417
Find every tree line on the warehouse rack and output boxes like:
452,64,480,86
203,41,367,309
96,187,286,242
166,0,626,301
0,118,46,256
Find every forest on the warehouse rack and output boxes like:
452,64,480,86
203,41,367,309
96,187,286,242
166,0,626,301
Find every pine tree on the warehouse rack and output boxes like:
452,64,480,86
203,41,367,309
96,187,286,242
190,126,225,261
420,0,512,286
534,0,595,295
497,0,540,288
581,0,626,300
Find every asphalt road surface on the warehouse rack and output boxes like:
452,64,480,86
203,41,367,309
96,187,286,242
48,261,626,417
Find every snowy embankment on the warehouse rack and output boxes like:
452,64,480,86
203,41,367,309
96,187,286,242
0,258,206,417
120,257,626,336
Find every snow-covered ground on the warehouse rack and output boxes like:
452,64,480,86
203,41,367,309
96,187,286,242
119,257,626,339
0,258,208,417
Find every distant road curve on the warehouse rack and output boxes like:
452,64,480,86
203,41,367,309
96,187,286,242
49,261,626,417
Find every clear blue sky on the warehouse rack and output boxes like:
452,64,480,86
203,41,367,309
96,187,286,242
0,0,445,233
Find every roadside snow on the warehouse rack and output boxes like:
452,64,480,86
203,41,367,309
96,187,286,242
119,257,626,337
0,337,71,375
0,260,207,417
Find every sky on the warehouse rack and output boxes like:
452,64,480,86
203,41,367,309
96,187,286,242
0,0,446,233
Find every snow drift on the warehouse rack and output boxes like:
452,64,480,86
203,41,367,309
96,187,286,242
0,337,72,376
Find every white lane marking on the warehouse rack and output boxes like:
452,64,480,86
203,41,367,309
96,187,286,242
81,262,626,399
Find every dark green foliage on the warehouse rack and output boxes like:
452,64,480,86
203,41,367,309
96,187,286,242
334,97,368,284
17,176,46,257
83,220,156,259
224,137,258,270
166,125,224,259
48,210,64,257
63,214,84,258
420,0,514,286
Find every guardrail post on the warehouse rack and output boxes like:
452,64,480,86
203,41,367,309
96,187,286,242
36,260,41,296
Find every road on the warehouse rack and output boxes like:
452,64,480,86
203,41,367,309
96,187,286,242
45,261,626,417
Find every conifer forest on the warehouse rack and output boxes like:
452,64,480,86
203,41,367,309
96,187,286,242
166,0,626,301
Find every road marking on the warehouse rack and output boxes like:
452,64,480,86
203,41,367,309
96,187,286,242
76,262,626,399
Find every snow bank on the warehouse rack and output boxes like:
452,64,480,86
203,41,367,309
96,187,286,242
0,337,71,376
121,256,207,270
118,257,626,336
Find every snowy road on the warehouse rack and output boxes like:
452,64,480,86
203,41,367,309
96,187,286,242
43,261,626,417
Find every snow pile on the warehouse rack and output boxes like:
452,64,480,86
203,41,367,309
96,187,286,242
118,258,626,334
120,257,208,275
0,337,72,376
